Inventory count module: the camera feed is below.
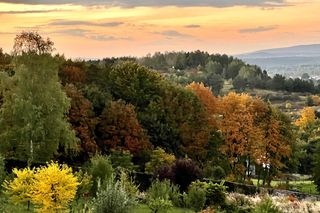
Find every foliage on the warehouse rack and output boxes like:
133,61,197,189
96,100,152,154
88,155,114,195
75,170,93,199
205,181,227,207
13,31,55,55
183,184,206,211
119,170,140,199
146,180,181,207
295,107,316,130
145,148,176,174
204,166,226,180
156,159,202,192
0,54,77,163
0,155,5,184
65,84,98,161
31,162,79,212
3,167,35,207
147,198,173,213
110,150,138,172
253,197,282,213
92,178,135,213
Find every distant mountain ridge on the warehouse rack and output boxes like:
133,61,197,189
236,44,320,77
238,44,320,58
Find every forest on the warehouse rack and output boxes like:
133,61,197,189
1,32,320,212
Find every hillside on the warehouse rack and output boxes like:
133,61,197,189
237,44,320,78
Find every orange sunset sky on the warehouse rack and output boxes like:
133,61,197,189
0,0,319,58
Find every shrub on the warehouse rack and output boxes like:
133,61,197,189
31,162,79,212
183,185,206,211
88,155,114,194
206,181,227,207
92,178,135,213
3,167,35,209
148,198,173,213
119,170,139,199
146,180,181,207
156,158,202,192
204,165,226,180
110,150,138,172
75,170,93,199
145,148,176,174
253,197,282,213
226,193,253,213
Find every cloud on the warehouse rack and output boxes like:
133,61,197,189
184,24,201,28
0,0,289,8
48,20,124,27
53,28,130,41
154,30,191,38
0,9,66,14
239,26,278,33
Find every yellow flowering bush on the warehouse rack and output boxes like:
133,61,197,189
3,167,35,208
32,162,79,212
4,162,79,212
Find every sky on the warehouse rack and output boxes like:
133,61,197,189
0,0,319,58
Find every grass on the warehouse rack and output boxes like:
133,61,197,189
251,179,319,195
132,204,195,213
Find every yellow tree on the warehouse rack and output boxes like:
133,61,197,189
217,92,263,179
31,162,79,212
295,107,316,130
3,168,35,210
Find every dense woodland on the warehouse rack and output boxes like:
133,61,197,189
1,32,320,212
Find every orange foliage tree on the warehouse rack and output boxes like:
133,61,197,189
65,84,98,160
96,100,152,154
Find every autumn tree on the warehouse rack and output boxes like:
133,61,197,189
218,92,262,179
96,100,152,154
295,107,316,130
0,54,77,164
13,31,55,55
65,84,98,161
59,65,86,85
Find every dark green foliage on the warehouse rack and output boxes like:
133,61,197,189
88,155,114,195
110,150,138,172
313,142,320,192
0,53,77,163
182,185,206,211
206,182,227,207
204,165,226,180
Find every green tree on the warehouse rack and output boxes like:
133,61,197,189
0,54,77,164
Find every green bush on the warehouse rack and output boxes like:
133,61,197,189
146,180,181,207
204,165,226,180
119,170,139,199
183,186,206,211
206,182,227,207
110,150,138,172
88,155,114,195
253,197,281,213
147,198,173,213
92,178,135,213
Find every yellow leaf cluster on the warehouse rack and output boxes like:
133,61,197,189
32,162,79,212
295,107,316,130
145,148,176,174
3,167,34,205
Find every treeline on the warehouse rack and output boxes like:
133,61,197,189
137,51,318,94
